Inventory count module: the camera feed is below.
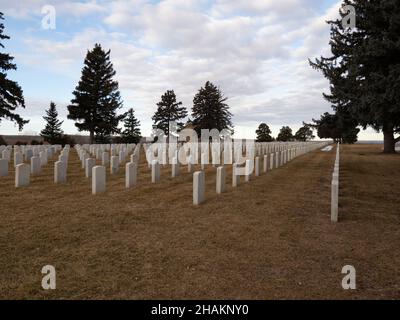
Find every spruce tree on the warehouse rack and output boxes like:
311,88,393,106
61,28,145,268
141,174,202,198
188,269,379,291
152,90,187,136
255,123,273,142
192,81,233,134
121,108,141,143
67,43,124,143
310,109,360,144
0,12,28,130
40,102,64,144
277,126,294,142
310,0,400,153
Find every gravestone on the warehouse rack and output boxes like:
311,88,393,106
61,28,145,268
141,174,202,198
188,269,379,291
245,159,252,182
331,178,339,222
216,166,226,194
39,151,47,166
2,149,10,161
232,163,239,187
14,152,23,167
187,155,193,173
270,153,274,170
263,155,268,173
59,154,68,163
0,159,8,177
171,157,180,177
92,166,106,194
25,149,33,162
102,152,110,166
151,160,160,183
54,161,67,183
110,156,119,174
81,153,88,169
15,163,30,187
119,150,125,164
275,152,280,168
255,157,260,177
85,158,96,178
31,156,41,175
193,171,205,205
201,153,207,170
125,162,137,188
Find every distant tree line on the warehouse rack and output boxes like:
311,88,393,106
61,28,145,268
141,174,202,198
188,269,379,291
255,123,315,142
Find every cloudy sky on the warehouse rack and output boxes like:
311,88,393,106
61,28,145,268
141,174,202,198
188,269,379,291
0,0,380,140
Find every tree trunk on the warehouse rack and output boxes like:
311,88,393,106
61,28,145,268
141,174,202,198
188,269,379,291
383,125,396,153
90,130,94,144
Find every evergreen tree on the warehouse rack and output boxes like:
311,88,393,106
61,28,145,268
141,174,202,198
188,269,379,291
0,12,28,130
40,102,64,144
277,126,294,142
67,43,124,144
255,123,273,142
152,90,187,136
121,108,141,143
294,123,315,141
310,0,400,153
192,81,233,135
310,109,360,144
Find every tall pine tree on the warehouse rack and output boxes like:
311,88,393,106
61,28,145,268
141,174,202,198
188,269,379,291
152,90,187,136
121,108,141,143
67,43,124,143
40,102,64,144
0,12,28,130
192,81,233,135
310,0,400,153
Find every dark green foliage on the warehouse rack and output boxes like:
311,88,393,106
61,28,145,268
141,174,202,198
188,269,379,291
309,108,360,144
0,12,28,131
40,102,64,144
192,81,233,134
121,108,141,143
152,90,187,136
67,43,124,144
294,123,315,141
59,134,76,147
277,126,294,142
310,0,400,152
256,123,274,142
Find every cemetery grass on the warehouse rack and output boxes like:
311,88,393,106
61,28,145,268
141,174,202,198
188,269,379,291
0,144,399,299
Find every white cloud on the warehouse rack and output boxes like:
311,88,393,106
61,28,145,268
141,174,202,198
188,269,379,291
1,0,379,140
0,0,106,19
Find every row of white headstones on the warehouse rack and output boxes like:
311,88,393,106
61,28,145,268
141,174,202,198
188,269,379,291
76,141,330,203
0,141,331,206
191,141,331,205
0,144,64,186
331,144,340,223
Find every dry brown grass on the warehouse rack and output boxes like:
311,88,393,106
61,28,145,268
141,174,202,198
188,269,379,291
0,144,399,299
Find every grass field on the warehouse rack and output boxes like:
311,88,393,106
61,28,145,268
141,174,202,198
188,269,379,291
0,144,399,299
